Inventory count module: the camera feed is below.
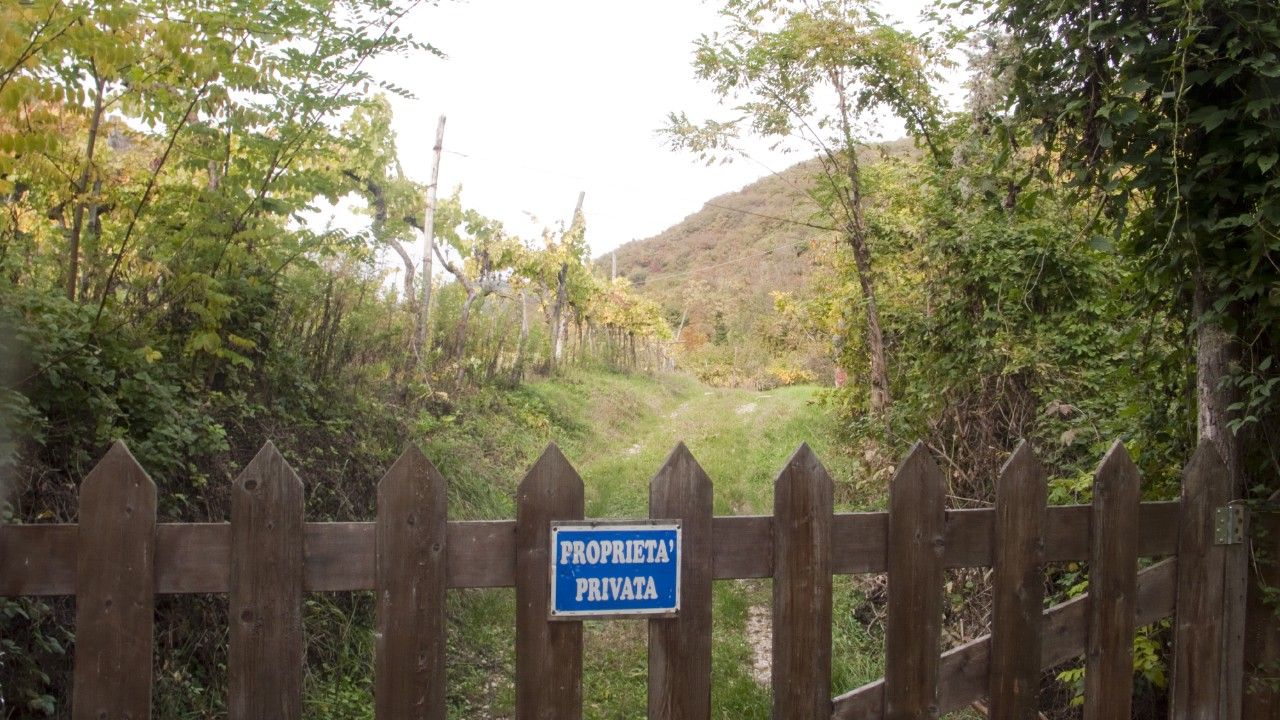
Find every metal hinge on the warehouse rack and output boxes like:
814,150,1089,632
1214,504,1248,545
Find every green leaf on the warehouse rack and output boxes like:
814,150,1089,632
188,331,222,354
1185,105,1230,132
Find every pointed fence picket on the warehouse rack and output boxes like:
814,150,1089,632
988,441,1047,720
375,446,448,720
0,436,1257,718
772,444,834,719
884,443,947,719
1084,443,1142,719
71,441,156,720
229,442,305,720
648,443,714,719
515,444,584,719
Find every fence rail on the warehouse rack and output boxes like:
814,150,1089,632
0,437,1248,719
0,502,1185,596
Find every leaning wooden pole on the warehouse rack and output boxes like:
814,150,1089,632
413,114,446,361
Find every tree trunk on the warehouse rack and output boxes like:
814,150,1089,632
832,79,891,422
575,318,584,365
1194,273,1243,489
67,73,107,302
387,237,415,302
1194,271,1249,720
351,171,416,302
79,178,103,301
668,307,688,370
513,289,530,382
547,192,584,370
551,262,568,367
486,303,510,380
847,226,891,417
413,115,446,360
454,290,478,362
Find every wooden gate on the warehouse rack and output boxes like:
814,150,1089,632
0,437,1251,718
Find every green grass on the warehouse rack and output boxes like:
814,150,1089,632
404,368,887,719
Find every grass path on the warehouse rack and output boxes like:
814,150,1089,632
504,372,882,719
540,374,851,518
433,370,987,719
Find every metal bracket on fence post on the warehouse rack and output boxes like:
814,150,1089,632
1214,503,1248,545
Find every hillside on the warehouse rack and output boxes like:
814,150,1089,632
605,141,914,386
610,157,831,307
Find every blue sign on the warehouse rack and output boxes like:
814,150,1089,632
549,522,681,619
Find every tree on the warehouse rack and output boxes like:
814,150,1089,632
1,0,430,349
1,1,436,711
984,0,1280,496
339,95,424,304
432,192,519,364
588,276,672,367
523,199,592,371
665,0,946,426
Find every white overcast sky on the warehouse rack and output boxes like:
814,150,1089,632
331,0,955,257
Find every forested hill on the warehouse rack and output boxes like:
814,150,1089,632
610,158,828,305
610,140,914,307
604,140,914,387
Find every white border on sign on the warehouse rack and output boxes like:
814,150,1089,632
548,520,682,620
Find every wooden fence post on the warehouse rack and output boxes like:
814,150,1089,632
515,444,584,720
1169,440,1235,718
1244,496,1280,719
1083,441,1141,719
772,444,834,720
72,441,156,720
648,443,713,720
885,442,947,720
988,441,1047,720
376,445,447,720
229,442,305,720
1222,472,1250,719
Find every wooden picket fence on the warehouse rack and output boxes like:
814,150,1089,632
0,437,1251,718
